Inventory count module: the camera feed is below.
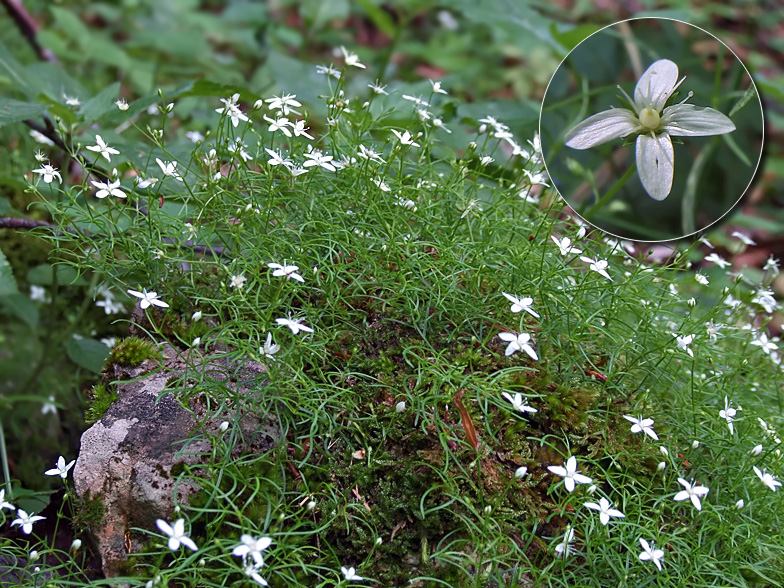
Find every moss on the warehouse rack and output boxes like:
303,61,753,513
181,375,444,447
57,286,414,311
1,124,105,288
84,382,119,425
109,336,159,366
73,491,106,534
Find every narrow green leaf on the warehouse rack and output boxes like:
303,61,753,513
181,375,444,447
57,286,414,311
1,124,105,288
722,132,752,167
728,85,758,118
354,0,397,37
0,249,18,296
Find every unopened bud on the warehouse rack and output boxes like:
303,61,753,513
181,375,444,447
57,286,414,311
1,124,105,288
515,466,528,479
395,401,406,413
692,440,700,449
219,421,229,432
752,444,763,456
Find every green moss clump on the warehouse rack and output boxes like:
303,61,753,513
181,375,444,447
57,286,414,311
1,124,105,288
110,336,159,366
73,491,106,534
84,382,119,425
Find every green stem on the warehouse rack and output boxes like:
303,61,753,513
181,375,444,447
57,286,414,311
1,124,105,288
0,419,11,498
582,163,637,221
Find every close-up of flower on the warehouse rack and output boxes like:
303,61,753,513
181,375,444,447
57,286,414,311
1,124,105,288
639,537,665,571
498,332,539,359
155,518,198,551
548,456,593,492
584,496,625,526
673,477,710,510
127,288,169,309
623,415,659,440
564,59,735,201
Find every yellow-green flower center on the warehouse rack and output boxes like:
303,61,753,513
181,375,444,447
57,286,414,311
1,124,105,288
639,107,661,130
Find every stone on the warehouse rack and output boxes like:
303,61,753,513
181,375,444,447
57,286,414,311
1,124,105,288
73,341,279,577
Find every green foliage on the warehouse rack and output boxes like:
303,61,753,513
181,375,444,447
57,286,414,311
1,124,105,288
109,336,159,367
84,382,118,425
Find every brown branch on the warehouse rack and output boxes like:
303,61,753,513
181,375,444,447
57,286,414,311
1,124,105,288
1,0,58,63
0,217,231,259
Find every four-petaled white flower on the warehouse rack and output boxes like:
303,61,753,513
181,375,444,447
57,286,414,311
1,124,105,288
44,456,75,479
391,129,420,148
232,534,273,566
501,293,540,318
156,518,198,551
551,236,583,256
265,148,291,168
341,566,363,581
276,316,313,335
32,164,62,184
268,262,305,283
639,538,664,571
230,275,247,289
156,158,184,181
751,332,777,355
92,179,126,199
584,496,625,526
623,415,659,440
86,135,120,162
11,509,45,535
260,333,280,360
548,456,593,492
502,392,537,415
704,253,730,269
719,396,739,434
215,93,250,127
580,256,612,281
753,466,782,492
498,332,538,360
264,115,292,137
673,477,709,510
674,334,695,357
340,46,365,69
564,59,735,201
302,150,336,171
127,288,170,309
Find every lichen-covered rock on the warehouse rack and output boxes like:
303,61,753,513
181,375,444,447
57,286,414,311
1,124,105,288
73,342,279,577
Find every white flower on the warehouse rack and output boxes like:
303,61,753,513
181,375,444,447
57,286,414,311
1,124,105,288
115,98,129,111
340,46,365,69
0,489,14,511
41,395,57,415
694,273,709,286
264,115,292,137
719,396,739,434
752,444,763,456
316,64,341,79
564,59,735,200
229,275,247,289
523,169,550,186
156,158,184,181
551,236,582,256
276,316,313,335
638,538,664,571
623,415,658,440
265,148,291,168
243,562,268,586
63,94,81,107
554,525,575,557
357,145,385,163
547,455,592,492
751,332,777,355
260,333,280,360
44,456,75,479
341,566,363,581
127,288,169,309
302,150,336,171
91,179,126,199
764,255,780,275
498,332,538,360
584,497,624,526
751,289,780,313
215,93,249,127
390,129,420,148
266,93,301,116
580,256,612,281
735,499,745,509
673,477,709,510
502,392,537,415
29,285,48,302
704,253,730,269
136,176,158,189
731,231,756,246
430,80,448,94
368,80,388,95
185,131,204,143
395,401,406,413
32,164,61,184
291,120,314,140
232,534,272,566
515,466,528,479
674,334,695,357
86,135,120,162
11,509,45,535
156,518,198,551
753,466,782,492
501,293,540,318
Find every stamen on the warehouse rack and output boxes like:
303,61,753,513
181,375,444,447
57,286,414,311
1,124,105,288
677,91,694,105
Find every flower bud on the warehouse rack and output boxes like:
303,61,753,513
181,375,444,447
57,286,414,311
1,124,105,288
307,500,316,510
29,550,39,562
688,297,696,307
375,537,383,545
692,440,700,449
219,421,229,432
395,401,406,413
659,446,669,457
587,484,597,494
483,505,492,514
192,337,201,347
657,461,666,471
735,499,745,509
752,444,763,456
71,539,82,551
515,466,528,479
192,311,202,322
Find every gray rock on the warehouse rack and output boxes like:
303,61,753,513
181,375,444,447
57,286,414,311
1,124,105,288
73,342,279,577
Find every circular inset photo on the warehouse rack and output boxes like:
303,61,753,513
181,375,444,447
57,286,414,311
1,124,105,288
540,18,763,242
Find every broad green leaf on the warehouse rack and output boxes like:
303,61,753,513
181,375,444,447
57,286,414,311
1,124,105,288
0,98,48,129
25,63,87,105
354,0,397,37
0,41,33,96
0,249,18,296
66,335,109,374
79,82,122,124
0,293,39,329
27,263,89,286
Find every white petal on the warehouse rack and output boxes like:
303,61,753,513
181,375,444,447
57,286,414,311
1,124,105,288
634,59,680,111
565,109,640,149
636,133,674,201
660,104,736,137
